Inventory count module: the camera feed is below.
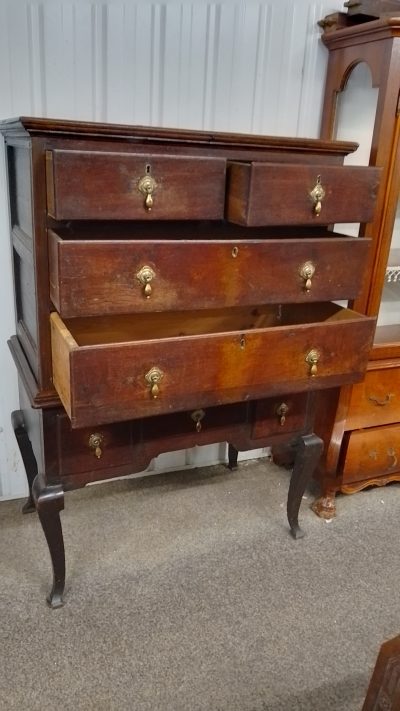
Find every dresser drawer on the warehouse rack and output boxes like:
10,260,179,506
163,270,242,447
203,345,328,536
49,230,370,317
342,424,400,484
226,162,381,226
345,365,400,431
252,394,308,439
46,150,226,220
50,303,375,428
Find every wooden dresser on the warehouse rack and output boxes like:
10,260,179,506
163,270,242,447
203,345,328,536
0,117,380,607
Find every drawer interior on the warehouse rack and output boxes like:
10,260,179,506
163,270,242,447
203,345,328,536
56,302,364,347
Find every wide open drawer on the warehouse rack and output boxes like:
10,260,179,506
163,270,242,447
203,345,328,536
226,162,381,226
48,229,370,317
46,150,226,220
50,303,376,428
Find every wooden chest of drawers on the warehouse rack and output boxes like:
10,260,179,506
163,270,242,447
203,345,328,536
1,117,380,606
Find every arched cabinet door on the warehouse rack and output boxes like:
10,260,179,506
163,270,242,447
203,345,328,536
320,18,400,354
311,17,400,519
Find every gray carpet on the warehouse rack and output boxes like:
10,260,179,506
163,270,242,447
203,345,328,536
1,457,399,711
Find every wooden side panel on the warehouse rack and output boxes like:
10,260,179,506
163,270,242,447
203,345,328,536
46,150,226,220
7,145,33,236
226,162,381,226
50,313,74,418
49,232,371,317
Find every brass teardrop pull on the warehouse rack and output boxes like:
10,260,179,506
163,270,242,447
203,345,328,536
276,402,289,426
136,265,155,298
309,175,325,217
145,366,164,399
191,409,205,432
299,261,315,292
306,349,320,377
89,433,104,459
138,169,158,212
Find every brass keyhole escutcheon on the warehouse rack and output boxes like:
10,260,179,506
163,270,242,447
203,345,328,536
306,349,320,377
299,261,315,292
136,265,156,298
309,175,325,217
89,433,104,459
145,366,164,399
276,402,289,426
191,409,205,433
232,246,239,258
138,168,158,211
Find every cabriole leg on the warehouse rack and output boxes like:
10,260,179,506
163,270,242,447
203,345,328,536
32,475,65,608
227,443,239,470
287,433,323,540
11,410,38,514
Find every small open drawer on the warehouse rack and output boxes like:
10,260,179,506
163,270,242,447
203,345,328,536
51,303,376,428
226,162,381,226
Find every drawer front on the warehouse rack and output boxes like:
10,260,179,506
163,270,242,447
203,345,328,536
226,162,381,226
49,232,370,317
346,366,400,431
50,305,375,428
56,414,133,478
342,424,400,484
46,150,226,220
252,394,308,439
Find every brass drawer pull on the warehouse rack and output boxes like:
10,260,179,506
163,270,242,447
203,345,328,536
138,167,158,211
136,265,155,298
299,261,315,292
191,409,205,432
309,175,325,216
88,433,104,459
145,366,164,399
276,402,289,426
306,349,320,377
368,393,394,407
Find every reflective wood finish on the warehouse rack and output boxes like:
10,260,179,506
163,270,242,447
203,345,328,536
0,117,379,605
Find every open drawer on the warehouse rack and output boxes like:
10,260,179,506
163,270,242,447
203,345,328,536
48,229,371,317
226,162,381,226
51,303,376,428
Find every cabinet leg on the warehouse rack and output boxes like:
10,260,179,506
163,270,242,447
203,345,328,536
32,475,65,608
227,444,239,470
11,410,38,514
311,491,337,519
287,433,323,540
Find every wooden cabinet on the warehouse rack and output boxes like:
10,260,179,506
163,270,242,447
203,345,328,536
312,16,400,518
0,117,379,606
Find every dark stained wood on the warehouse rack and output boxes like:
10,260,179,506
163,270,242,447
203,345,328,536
362,633,400,711
46,150,226,220
50,304,375,428
252,394,308,439
0,117,380,604
48,231,371,317
226,161,381,226
0,115,360,156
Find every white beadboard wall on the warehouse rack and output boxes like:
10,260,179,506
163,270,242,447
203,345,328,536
0,0,342,499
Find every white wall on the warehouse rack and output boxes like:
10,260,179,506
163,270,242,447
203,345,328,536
0,0,342,499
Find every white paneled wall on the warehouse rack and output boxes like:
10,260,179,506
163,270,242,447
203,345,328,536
0,0,342,499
